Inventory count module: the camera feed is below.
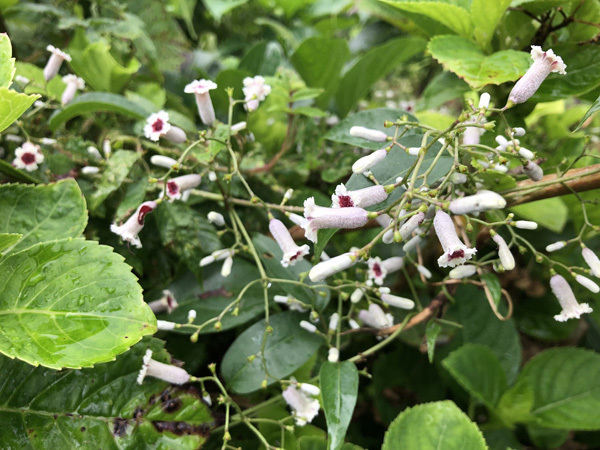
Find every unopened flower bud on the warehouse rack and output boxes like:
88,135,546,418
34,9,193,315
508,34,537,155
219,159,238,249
349,126,388,142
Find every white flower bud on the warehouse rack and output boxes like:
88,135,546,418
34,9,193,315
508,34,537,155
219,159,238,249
309,252,357,282
348,319,360,329
546,241,566,252
417,265,432,279
81,166,100,175
328,347,339,363
478,93,490,109
449,190,506,215
400,212,425,241
102,139,111,158
358,304,393,329
350,288,364,304
550,274,592,322
188,309,197,322
523,161,543,181
451,173,467,185
284,189,294,200
328,313,339,331
515,220,538,230
575,274,600,293
407,147,420,156
402,235,422,253
300,320,317,333
156,320,177,330
517,147,534,160
208,171,217,182
493,234,515,270
381,294,415,310
349,126,388,142
208,211,226,227
299,383,321,397
582,247,600,278
352,149,387,173
449,265,477,279
151,155,178,169
87,146,102,160
231,121,247,133
512,127,526,137
221,255,233,277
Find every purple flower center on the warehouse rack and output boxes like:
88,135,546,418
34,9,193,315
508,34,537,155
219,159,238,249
290,251,302,262
372,263,383,277
448,249,465,260
21,152,36,164
338,195,354,208
137,205,154,225
167,181,179,197
152,119,164,133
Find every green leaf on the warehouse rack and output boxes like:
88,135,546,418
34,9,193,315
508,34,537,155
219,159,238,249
335,37,426,117
416,71,470,111
0,339,213,448
382,401,487,450
470,0,511,50
0,87,40,133
0,32,15,88
291,37,349,108
88,150,140,211
454,285,521,383
575,94,600,131
314,228,338,261
510,347,600,429
0,233,21,253
510,197,568,233
497,378,536,425
0,179,87,252
428,35,531,89
203,0,248,21
221,311,324,394
293,106,328,117
480,273,502,306
0,159,42,183
380,0,473,38
0,238,155,369
292,87,325,102
49,92,151,131
533,45,600,102
442,344,507,409
320,361,359,450
425,320,441,363
239,41,284,76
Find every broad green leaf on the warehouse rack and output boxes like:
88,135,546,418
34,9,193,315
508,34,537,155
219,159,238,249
379,0,473,38
511,347,600,429
314,228,338,261
292,87,325,102
0,233,21,253
497,379,536,425
0,179,87,252
0,87,40,133
320,361,359,450
291,37,349,108
0,238,155,369
0,339,213,449
428,35,531,88
575,94,600,130
510,197,568,233
382,401,487,450
533,45,600,102
293,106,328,118
416,71,470,111
471,0,511,50
49,92,151,131
239,41,284,76
442,344,507,409
221,311,324,394
335,37,426,117
88,150,140,211
454,285,521,383
527,425,569,449
203,0,248,21
480,272,502,306
0,159,42,183
0,32,15,87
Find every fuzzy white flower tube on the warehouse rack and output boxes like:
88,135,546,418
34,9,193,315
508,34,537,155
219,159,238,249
518,147,535,160
300,321,317,333
523,161,543,181
331,183,388,208
550,274,592,322
462,123,485,146
479,93,490,109
87,146,102,160
352,149,387,173
449,190,506,215
515,220,538,230
243,76,271,111
150,155,178,169
144,111,186,143
399,212,425,241
546,241,566,252
231,121,247,133
165,174,202,201
148,290,178,314
309,252,358,282
350,288,364,304
282,384,320,426
575,274,600,294
200,249,233,267
302,197,370,243
434,210,476,268
269,218,310,267
13,142,44,171
349,126,388,142
61,74,84,105
184,79,217,125
507,46,567,106
449,265,477,279
156,320,177,331
221,255,233,277
381,294,414,310
358,304,393,329
328,313,339,331
44,45,71,81
582,247,600,278
137,349,191,385
492,233,515,270
110,201,156,248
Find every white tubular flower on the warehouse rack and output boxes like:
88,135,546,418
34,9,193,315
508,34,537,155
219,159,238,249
299,383,321,397
449,264,477,279
288,213,304,227
184,79,217,125
348,319,360,329
550,274,592,322
350,288,364,304
352,149,387,173
148,290,178,314
156,320,177,330
150,155,178,169
44,45,71,81
493,234,515,271
81,166,100,175
331,183,388,209
87,146,102,160
110,201,157,248
381,294,415,310
451,173,468,185
188,309,197,322
300,320,317,333
208,211,226,227
417,265,432,279
449,190,506,215
399,212,425,241
274,295,307,312
358,304,393,329
402,235,422,253
302,197,369,243
349,126,388,142
434,210,476,268
495,135,510,149
61,74,84,105
582,247,600,278
282,384,320,426
328,347,339,363
137,349,191,385
221,255,233,277
515,220,538,230
144,111,172,141
231,121,247,134
41,138,56,145
462,124,485,146
13,142,44,171
523,161,543,181
269,218,310,267
575,274,600,294
309,252,358,282
328,313,339,331
367,257,404,286
508,46,567,106
165,174,202,201
200,249,233,267
518,147,534,160
478,93,490,109
103,139,111,158
243,76,271,111
546,241,566,252
320,251,331,261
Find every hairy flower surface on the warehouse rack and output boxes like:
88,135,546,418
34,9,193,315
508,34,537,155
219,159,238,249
243,76,271,111
165,174,202,201
352,149,387,173
349,126,388,142
582,247,600,278
44,45,71,81
434,210,476,268
449,190,506,215
309,252,357,281
331,183,388,209
184,79,217,125
302,197,369,243
61,74,84,105
493,234,515,270
550,274,592,322
137,349,191,385
269,218,310,267
283,384,320,426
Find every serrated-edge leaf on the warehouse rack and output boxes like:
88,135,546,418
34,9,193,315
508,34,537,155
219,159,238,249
0,159,42,183
0,87,40,133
